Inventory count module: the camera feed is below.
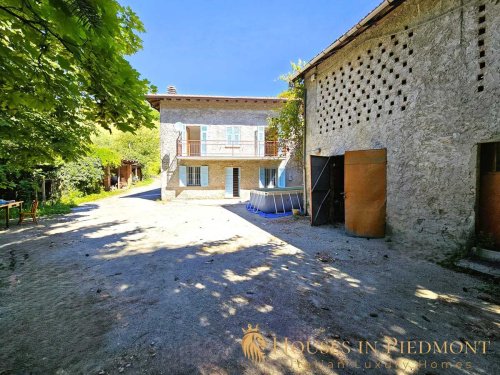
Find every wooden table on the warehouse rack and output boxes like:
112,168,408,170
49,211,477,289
0,201,23,229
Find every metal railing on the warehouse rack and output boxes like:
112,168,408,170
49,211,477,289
176,139,285,158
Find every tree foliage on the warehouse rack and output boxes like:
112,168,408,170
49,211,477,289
0,0,157,170
268,61,305,165
91,110,160,178
57,156,103,195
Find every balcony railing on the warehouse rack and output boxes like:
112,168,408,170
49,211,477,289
176,139,286,158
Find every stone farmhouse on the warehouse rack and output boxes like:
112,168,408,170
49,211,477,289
147,89,301,200
294,0,499,252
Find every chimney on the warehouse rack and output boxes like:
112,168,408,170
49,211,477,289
167,85,177,95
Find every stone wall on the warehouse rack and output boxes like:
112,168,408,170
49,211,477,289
303,0,500,255
160,99,302,200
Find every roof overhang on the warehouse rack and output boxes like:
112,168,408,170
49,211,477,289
292,0,406,81
146,94,287,111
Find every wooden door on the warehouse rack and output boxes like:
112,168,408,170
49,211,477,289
233,168,240,198
345,149,386,238
478,142,500,250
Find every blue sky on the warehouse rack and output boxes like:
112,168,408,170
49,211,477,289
120,1,381,96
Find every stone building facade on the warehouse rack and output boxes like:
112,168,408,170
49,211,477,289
297,0,499,253
147,93,302,200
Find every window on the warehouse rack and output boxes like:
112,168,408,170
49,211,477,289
264,168,277,188
226,126,240,145
187,166,201,186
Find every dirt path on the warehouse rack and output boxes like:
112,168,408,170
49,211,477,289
0,181,498,375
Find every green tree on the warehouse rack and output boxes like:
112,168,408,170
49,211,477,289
57,156,103,195
268,61,305,165
0,0,156,172
91,109,160,178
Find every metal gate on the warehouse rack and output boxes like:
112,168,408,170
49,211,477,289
310,156,331,226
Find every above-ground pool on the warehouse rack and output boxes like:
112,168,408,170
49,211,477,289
246,187,304,217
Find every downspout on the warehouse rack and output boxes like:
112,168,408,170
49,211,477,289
302,87,308,216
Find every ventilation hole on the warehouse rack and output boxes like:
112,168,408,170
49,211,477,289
385,94,389,99
394,40,399,46
373,99,378,104
402,79,407,85
409,68,413,73
403,44,408,50
389,68,394,73
401,106,406,111
382,64,386,69
390,101,394,106
478,40,484,47
403,61,407,67
405,25,409,30
389,85,393,90
389,52,394,57
395,57,400,63
388,109,393,115
370,70,375,75
381,48,386,53
395,74,400,79
478,4,485,12
478,86,484,92
408,31,414,37
479,16,486,23
378,105,383,110
478,28,486,35
404,96,408,102
409,49,414,55
379,42,383,47
477,74,484,81
391,34,396,40
479,61,485,69
377,113,381,118
479,50,485,58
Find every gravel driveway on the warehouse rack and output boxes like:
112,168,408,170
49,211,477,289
0,181,498,375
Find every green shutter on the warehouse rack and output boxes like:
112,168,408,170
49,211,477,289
179,166,187,187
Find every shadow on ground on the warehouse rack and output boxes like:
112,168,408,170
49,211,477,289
0,198,498,375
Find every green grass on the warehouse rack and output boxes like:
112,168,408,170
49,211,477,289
11,178,155,219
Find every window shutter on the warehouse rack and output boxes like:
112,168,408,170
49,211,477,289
200,166,209,187
179,166,187,187
225,168,233,197
234,126,240,144
278,167,286,188
259,167,265,188
226,126,232,144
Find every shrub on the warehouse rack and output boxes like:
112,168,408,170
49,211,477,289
57,157,104,195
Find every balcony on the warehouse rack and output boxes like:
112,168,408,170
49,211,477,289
176,139,286,159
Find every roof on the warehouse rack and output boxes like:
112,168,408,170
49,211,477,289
292,0,406,81
146,94,287,111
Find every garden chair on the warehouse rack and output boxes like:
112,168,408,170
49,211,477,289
18,200,39,225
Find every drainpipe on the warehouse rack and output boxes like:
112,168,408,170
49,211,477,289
302,87,308,216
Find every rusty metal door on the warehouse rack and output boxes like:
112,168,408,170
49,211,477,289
478,142,500,250
345,149,386,237
310,156,331,226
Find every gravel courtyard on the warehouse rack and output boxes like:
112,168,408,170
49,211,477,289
0,181,498,375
